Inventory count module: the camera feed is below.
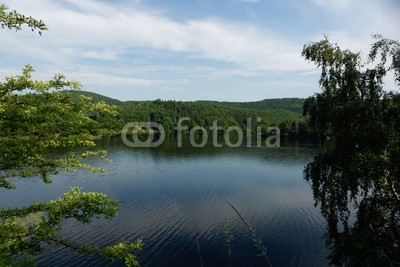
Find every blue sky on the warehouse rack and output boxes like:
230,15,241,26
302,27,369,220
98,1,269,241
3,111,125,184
1,0,399,101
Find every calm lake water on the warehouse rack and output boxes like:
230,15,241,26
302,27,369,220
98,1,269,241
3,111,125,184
0,137,329,266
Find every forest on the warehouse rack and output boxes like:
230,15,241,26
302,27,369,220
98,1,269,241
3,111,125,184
197,98,305,113
67,91,314,137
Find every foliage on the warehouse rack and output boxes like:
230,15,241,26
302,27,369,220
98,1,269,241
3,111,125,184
67,91,312,137
0,66,142,265
195,239,204,267
0,187,142,266
1,5,141,263
0,4,47,34
223,217,233,267
302,35,400,266
67,90,123,106
198,98,306,113
227,201,272,267
121,100,304,134
0,66,118,189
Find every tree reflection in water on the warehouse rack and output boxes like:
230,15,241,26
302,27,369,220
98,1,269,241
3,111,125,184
302,35,400,266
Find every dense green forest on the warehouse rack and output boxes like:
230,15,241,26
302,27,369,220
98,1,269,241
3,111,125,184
67,91,313,137
197,98,305,113
69,91,305,113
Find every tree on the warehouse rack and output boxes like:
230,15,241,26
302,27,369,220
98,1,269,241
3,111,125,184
0,4,47,34
302,35,400,266
0,4,142,266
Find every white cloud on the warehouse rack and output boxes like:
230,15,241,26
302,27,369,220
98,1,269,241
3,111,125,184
1,0,309,72
0,65,163,88
67,71,164,87
239,0,259,3
309,0,400,52
1,0,398,100
311,0,350,9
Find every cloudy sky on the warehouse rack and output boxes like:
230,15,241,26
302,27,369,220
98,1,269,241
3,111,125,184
1,0,399,101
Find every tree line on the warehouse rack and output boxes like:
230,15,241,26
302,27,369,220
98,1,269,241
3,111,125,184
197,98,305,113
67,91,315,137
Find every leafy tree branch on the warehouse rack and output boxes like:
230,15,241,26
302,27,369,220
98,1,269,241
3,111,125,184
0,3,47,34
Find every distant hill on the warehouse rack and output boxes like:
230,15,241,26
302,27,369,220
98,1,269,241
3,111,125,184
197,98,305,113
65,90,123,106
62,91,313,136
65,91,305,113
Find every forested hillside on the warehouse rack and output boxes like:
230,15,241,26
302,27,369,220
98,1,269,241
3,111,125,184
66,91,313,136
197,98,305,113
69,90,123,106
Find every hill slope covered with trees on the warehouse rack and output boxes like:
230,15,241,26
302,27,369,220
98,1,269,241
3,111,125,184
67,91,313,136
197,98,306,113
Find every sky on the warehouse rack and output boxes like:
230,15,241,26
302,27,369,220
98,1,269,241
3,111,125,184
1,0,399,101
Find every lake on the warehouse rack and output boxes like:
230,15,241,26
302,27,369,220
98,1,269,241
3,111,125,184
0,136,329,266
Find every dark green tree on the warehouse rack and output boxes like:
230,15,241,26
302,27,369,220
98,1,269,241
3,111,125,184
302,35,400,266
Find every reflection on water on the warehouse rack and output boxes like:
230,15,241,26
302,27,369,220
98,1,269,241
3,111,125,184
305,143,400,266
0,136,328,266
